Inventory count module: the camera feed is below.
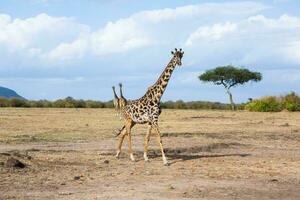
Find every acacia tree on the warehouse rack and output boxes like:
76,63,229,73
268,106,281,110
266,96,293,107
199,65,262,110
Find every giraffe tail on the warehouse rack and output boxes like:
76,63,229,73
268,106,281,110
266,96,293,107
114,125,125,137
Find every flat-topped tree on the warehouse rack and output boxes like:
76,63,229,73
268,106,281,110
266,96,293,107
199,65,262,110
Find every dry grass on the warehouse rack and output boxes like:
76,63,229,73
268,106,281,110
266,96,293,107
0,108,300,199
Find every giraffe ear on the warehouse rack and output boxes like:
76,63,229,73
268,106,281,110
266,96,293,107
171,51,174,55
182,51,184,55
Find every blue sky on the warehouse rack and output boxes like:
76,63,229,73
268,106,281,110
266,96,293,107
0,0,300,103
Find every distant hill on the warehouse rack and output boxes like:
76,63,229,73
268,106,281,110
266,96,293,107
0,86,25,99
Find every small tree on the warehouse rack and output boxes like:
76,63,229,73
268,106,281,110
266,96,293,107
199,65,262,110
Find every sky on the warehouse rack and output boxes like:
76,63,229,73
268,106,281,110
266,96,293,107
0,0,300,103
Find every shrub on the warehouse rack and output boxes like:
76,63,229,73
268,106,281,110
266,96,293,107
104,100,114,108
0,98,9,107
75,100,86,108
53,99,65,108
160,100,237,110
64,97,76,108
245,96,281,112
86,100,104,108
285,103,300,112
280,92,300,111
9,98,27,107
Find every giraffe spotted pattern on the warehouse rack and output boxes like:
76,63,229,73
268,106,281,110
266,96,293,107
112,48,184,165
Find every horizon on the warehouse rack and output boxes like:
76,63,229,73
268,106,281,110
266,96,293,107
0,0,300,104
1,85,299,104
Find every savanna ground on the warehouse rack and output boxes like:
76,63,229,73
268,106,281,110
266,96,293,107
0,108,300,200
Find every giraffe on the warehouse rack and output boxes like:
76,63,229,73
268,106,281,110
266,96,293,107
112,83,128,112
114,48,184,165
112,83,128,136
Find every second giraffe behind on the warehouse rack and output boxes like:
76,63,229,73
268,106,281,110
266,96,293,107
113,48,184,166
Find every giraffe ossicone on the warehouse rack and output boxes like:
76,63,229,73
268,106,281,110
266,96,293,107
112,48,184,165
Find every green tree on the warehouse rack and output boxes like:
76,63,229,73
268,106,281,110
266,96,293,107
199,65,262,110
10,98,27,107
0,97,9,107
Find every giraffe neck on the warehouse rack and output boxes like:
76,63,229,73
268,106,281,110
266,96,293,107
143,57,177,103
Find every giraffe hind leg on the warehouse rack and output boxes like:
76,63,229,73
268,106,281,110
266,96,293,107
154,126,168,166
143,124,152,162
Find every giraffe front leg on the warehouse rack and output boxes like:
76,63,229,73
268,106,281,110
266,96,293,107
154,126,168,166
115,127,127,159
127,132,135,162
126,121,135,162
143,125,152,162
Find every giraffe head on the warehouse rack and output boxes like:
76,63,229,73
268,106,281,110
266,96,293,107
171,48,184,66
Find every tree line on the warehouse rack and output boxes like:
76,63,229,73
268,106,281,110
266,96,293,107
0,94,299,112
0,97,112,108
0,96,242,110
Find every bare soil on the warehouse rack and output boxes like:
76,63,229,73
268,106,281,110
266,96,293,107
0,108,300,199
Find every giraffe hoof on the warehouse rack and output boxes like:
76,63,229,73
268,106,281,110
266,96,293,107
143,153,149,162
130,154,136,162
115,151,120,159
163,158,169,166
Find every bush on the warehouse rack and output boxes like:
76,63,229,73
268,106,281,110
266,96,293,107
53,99,66,108
285,103,300,112
245,96,281,112
104,100,114,108
0,98,9,107
160,100,236,110
280,92,300,111
9,98,27,107
245,92,300,112
86,100,104,108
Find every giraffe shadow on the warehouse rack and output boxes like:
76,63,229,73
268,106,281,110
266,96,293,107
145,152,250,164
144,142,250,164
165,153,250,164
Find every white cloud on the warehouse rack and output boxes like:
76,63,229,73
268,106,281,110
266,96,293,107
0,13,89,54
185,14,300,66
37,1,268,62
0,2,269,64
1,1,297,69
46,38,89,61
185,22,237,45
247,14,300,28
0,14,11,25
44,18,152,61
137,2,268,23
90,19,151,55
